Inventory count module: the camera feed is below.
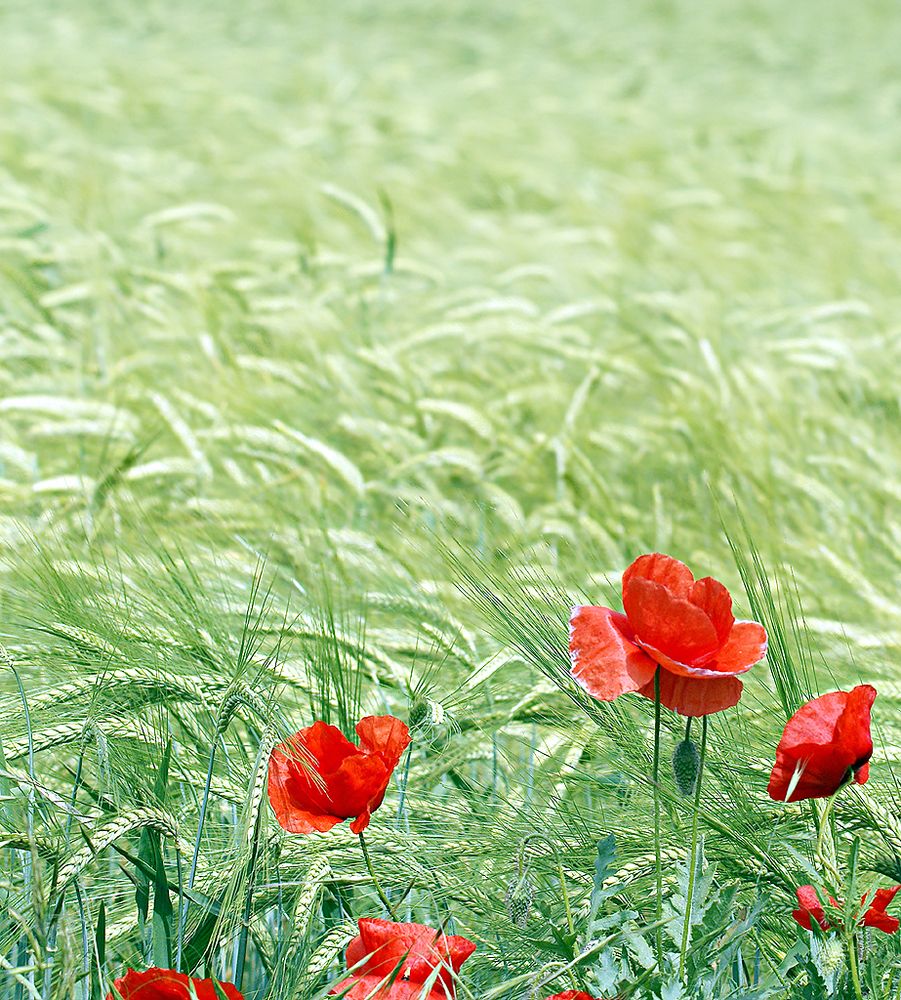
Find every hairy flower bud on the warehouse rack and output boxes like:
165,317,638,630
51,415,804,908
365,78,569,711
505,874,534,929
813,935,845,979
672,738,701,796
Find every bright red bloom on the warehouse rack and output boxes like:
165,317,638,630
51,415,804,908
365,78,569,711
569,553,767,717
107,968,243,999
863,887,901,933
331,918,476,998
792,885,837,931
268,716,410,835
792,884,900,934
767,686,876,803
544,993,599,1000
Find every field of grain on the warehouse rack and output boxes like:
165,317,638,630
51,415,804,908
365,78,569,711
2,2,901,998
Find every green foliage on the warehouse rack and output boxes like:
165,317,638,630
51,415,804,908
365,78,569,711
1,0,901,997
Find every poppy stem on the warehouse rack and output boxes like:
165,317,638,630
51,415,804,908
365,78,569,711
359,832,399,919
652,666,664,973
678,714,708,980
846,931,864,1000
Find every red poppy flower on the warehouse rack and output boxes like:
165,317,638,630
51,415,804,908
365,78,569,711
792,884,900,934
792,885,837,932
107,968,243,999
863,887,901,933
331,918,476,999
544,993,599,1000
569,553,767,717
268,716,410,835
767,685,876,803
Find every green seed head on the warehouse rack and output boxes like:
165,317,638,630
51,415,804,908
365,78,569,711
504,874,534,928
672,738,701,796
813,936,845,978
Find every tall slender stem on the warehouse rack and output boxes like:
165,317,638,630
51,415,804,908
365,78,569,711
234,806,263,991
557,857,575,937
177,739,218,970
679,714,708,979
359,832,398,919
847,932,864,1000
652,667,664,972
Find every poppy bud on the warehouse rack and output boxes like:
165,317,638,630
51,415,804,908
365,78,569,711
505,874,534,928
672,738,701,796
812,936,845,979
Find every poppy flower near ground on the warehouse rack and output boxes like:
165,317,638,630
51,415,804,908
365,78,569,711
106,967,244,999
792,884,901,934
544,992,598,1000
569,553,767,717
862,887,901,933
767,685,876,803
268,716,410,835
331,918,476,999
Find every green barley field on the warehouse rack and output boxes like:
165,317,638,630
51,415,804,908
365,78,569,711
2,1,901,997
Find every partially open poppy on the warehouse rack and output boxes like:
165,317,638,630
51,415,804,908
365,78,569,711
544,992,598,1000
107,967,243,999
863,887,901,933
331,918,476,999
767,686,876,803
792,884,900,934
792,885,837,932
268,716,410,835
569,553,767,717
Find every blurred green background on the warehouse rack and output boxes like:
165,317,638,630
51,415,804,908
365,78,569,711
1,0,900,734
3,3,901,996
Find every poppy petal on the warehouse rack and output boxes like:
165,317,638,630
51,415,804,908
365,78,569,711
863,886,901,932
637,669,742,717
346,935,368,971
350,919,476,993
629,642,739,679
835,685,876,772
775,692,847,751
622,553,694,599
713,621,767,673
623,579,719,665
350,808,373,835
329,755,391,820
331,973,427,998
792,885,832,931
303,721,362,771
269,715,409,834
358,918,435,971
267,750,345,834
569,606,657,701
864,910,900,933
767,686,875,802
768,743,851,803
107,968,244,1000
356,716,411,770
688,577,734,645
